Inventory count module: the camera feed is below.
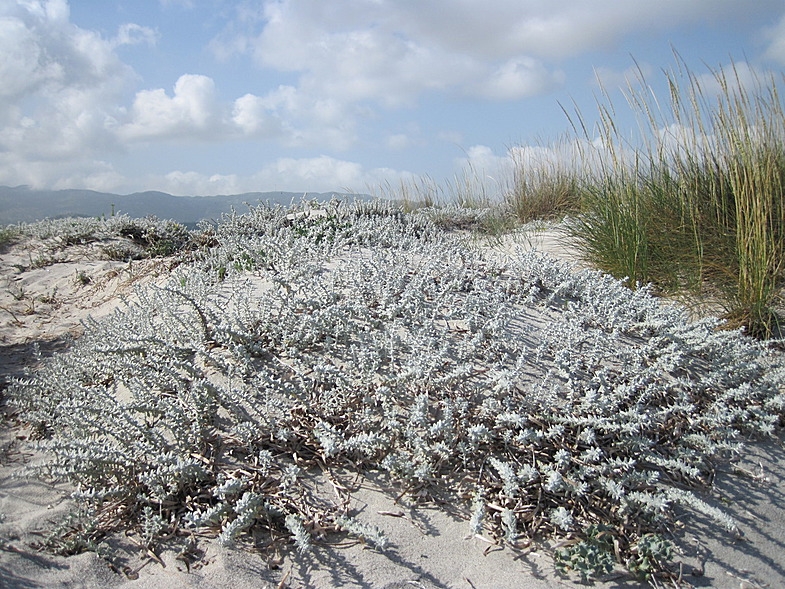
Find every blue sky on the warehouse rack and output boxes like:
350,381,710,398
1,0,784,197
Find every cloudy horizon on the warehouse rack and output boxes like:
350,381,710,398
1,0,783,197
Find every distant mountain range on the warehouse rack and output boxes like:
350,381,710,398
0,186,367,226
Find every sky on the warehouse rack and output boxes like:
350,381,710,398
1,0,785,197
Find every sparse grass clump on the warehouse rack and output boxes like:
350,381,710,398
505,140,582,223
10,200,785,584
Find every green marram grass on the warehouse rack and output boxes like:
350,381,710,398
563,56,785,337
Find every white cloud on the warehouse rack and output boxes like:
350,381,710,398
155,156,413,195
50,164,126,192
508,142,588,174
160,170,242,195
0,0,139,178
592,63,654,91
450,145,517,200
692,61,771,99
119,74,220,141
210,0,765,114
233,85,360,149
2,0,781,195
455,145,513,181
764,14,785,65
454,142,595,200
391,0,756,61
112,23,158,48
0,16,57,99
478,57,565,100
0,151,124,192
211,0,557,112
231,93,283,137
0,2,128,101
263,155,366,189
386,134,411,150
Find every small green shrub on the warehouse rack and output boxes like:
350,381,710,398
0,226,19,249
554,524,616,582
627,533,674,581
507,144,581,223
110,216,193,257
100,241,146,261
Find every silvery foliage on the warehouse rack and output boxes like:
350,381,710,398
14,214,192,258
10,199,785,565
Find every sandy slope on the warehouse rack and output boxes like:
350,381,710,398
0,229,783,589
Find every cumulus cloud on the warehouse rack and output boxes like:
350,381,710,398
0,1,128,101
478,57,565,100
592,62,654,90
119,74,221,141
0,0,149,189
233,85,360,149
449,145,517,200
0,151,124,192
454,142,598,200
0,1,140,172
690,61,773,101
390,0,755,61
232,94,283,136
211,0,551,111
262,155,366,189
160,170,241,195
0,0,371,190
2,0,780,195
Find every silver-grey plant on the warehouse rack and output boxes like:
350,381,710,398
9,199,785,584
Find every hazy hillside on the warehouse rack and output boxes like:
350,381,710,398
0,186,361,225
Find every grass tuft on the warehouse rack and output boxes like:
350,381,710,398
563,55,785,337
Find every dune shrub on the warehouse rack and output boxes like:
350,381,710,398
10,200,785,583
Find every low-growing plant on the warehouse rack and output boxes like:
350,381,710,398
12,214,196,261
109,216,193,257
0,226,19,249
627,533,674,581
74,270,91,286
9,200,785,585
19,216,108,244
554,524,616,582
100,241,147,261
37,288,59,306
413,204,513,235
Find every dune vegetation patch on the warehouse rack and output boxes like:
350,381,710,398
8,199,785,584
